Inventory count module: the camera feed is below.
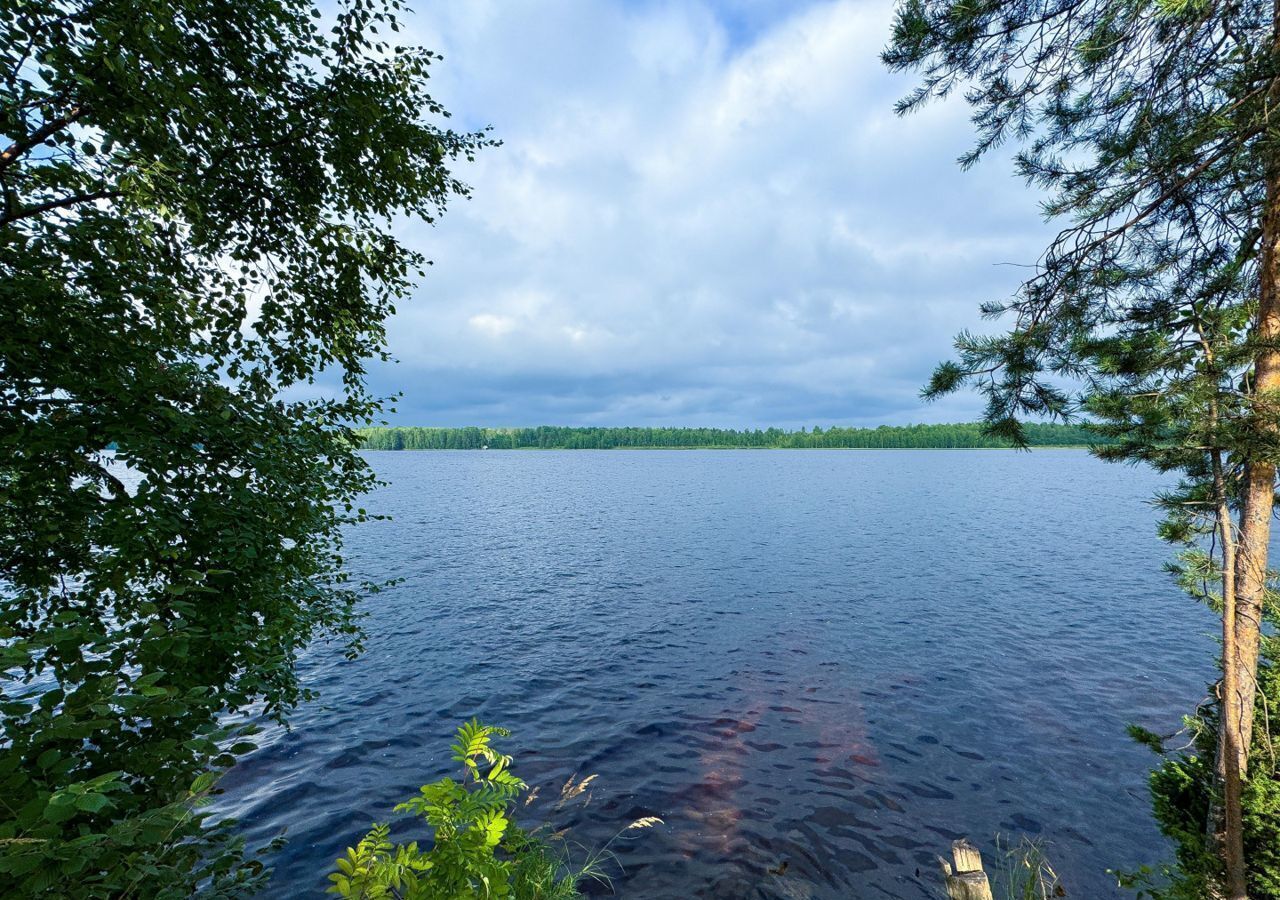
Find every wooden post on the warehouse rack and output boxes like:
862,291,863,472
939,838,994,900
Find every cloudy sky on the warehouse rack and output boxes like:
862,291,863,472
369,0,1056,428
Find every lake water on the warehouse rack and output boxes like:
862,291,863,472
220,449,1217,899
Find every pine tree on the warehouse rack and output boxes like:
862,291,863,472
885,1,1280,895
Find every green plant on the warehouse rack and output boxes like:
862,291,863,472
1120,623,1280,899
329,722,595,900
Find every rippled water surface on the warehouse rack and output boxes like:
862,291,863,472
222,449,1217,899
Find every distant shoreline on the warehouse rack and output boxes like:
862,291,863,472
356,423,1108,452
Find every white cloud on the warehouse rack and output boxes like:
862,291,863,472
368,0,1054,427
467,313,517,338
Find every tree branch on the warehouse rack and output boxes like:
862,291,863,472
0,188,120,227
0,105,89,175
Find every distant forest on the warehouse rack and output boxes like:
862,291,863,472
356,422,1108,450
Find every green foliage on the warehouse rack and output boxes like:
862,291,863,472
329,825,434,900
329,722,585,900
885,0,1269,454
0,0,492,893
356,422,1108,451
1121,627,1280,899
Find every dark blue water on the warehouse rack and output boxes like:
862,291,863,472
220,449,1216,899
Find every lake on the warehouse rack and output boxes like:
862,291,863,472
219,449,1216,899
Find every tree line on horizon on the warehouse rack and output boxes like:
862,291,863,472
356,422,1106,450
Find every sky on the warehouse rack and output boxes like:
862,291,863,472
366,0,1057,428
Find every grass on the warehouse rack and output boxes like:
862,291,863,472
505,773,666,899
990,835,1066,899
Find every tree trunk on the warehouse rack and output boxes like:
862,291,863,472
1233,451,1270,778
1227,455,1270,900
1213,448,1247,900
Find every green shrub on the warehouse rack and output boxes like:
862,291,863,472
1119,629,1280,898
328,722,599,900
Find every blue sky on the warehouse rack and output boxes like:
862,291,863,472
367,0,1055,428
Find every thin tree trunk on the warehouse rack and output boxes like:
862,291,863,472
1212,446,1247,900
1196,319,1248,897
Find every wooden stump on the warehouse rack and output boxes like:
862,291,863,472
939,838,994,900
